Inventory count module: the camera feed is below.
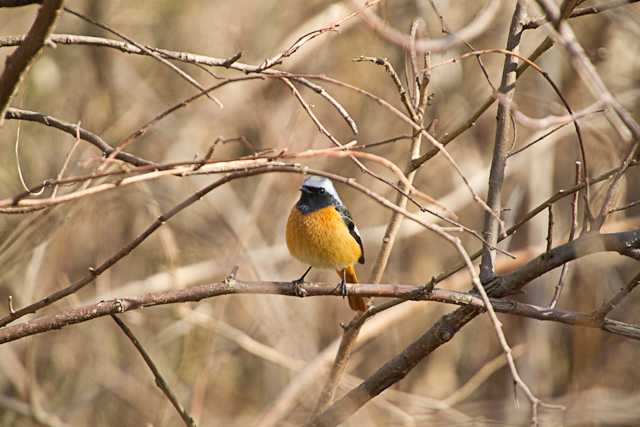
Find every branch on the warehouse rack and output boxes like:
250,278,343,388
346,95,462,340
63,7,224,109
0,164,468,325
0,172,241,327
310,229,640,426
4,108,154,166
479,4,525,282
0,0,41,6
433,159,639,287
409,1,584,170
0,33,242,68
592,271,640,320
2,229,639,341
0,0,64,126
532,0,640,230
111,315,197,427
524,0,640,29
350,0,501,53
3,268,640,346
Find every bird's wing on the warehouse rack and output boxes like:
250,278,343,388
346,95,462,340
335,204,365,264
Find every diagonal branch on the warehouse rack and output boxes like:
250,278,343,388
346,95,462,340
111,315,197,427
309,228,640,426
4,108,154,166
0,0,64,126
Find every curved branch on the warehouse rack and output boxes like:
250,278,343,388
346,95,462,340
4,108,154,166
350,0,501,53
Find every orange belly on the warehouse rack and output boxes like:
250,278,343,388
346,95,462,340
286,206,362,270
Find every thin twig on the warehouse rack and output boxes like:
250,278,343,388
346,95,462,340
546,205,554,253
51,121,81,198
63,7,223,109
523,0,640,29
350,0,501,53
443,345,526,406
609,199,640,215
591,271,640,320
532,0,640,231
300,73,504,227
549,161,582,308
111,315,197,427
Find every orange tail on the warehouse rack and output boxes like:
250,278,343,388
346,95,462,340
338,265,369,312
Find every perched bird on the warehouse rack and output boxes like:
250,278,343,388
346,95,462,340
286,175,368,311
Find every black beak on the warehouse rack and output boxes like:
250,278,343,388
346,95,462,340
300,185,312,194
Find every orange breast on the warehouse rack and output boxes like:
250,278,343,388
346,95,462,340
286,205,362,270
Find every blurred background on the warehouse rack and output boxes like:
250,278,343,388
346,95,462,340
1,0,639,425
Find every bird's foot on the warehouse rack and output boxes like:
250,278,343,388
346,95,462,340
291,266,311,297
291,277,308,298
334,279,348,299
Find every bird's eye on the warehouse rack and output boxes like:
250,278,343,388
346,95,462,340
319,188,326,194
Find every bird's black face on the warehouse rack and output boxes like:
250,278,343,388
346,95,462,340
296,185,338,214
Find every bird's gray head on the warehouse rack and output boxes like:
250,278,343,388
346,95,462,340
296,175,344,213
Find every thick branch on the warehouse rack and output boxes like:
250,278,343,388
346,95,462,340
0,0,63,126
3,278,640,346
479,3,525,282
310,229,640,426
1,229,639,346
0,0,40,6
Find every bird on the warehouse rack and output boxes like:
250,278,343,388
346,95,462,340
285,175,369,311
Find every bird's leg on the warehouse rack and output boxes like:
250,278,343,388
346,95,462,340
291,266,311,297
334,269,348,299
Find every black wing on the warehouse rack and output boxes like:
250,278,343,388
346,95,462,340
335,204,365,264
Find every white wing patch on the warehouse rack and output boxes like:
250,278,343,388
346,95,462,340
352,223,362,241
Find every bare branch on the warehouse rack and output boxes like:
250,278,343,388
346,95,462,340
480,7,536,282
350,0,501,53
4,108,153,166
111,315,197,427
524,0,640,29
0,0,64,126
3,229,640,345
63,6,225,108
592,271,640,320
310,229,640,425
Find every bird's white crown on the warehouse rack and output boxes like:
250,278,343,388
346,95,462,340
302,175,343,204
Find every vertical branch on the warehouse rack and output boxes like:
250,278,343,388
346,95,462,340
549,161,581,308
111,315,197,427
309,315,366,419
0,0,64,126
546,206,554,253
479,3,525,283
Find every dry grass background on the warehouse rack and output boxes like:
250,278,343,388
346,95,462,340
0,1,639,426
